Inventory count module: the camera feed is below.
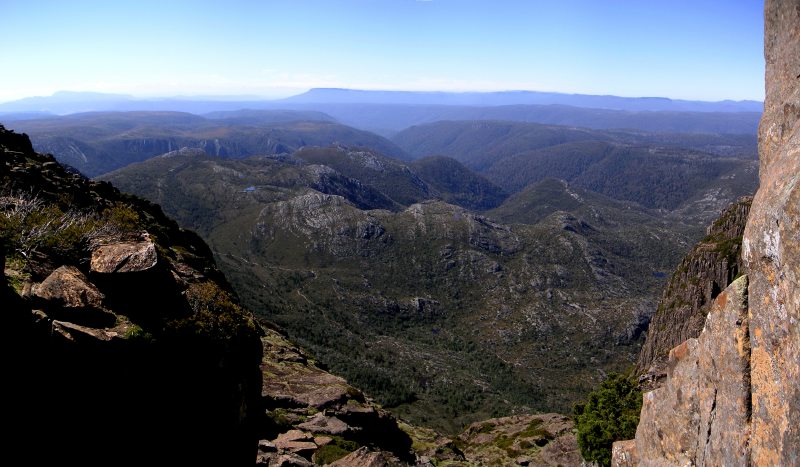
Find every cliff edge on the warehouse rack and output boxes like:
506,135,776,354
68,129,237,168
613,1,799,465
636,197,751,389
0,125,264,465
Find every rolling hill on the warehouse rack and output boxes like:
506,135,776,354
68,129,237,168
4,111,409,176
393,120,758,215
409,156,508,211
103,146,701,433
281,88,762,113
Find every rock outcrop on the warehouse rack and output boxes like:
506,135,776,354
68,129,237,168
404,413,581,466
614,1,799,464
629,277,751,465
1,125,264,465
256,327,415,465
742,0,800,462
637,197,751,389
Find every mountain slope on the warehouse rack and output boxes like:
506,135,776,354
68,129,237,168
410,155,508,211
393,120,758,216
6,111,409,176
0,125,263,464
293,146,431,206
104,149,698,433
394,120,605,171
486,142,757,210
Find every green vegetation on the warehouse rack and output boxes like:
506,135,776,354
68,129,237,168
393,120,757,210
409,155,507,210
518,418,552,440
313,436,360,465
0,191,142,262
573,373,642,467
265,409,293,432
123,324,155,343
173,281,258,342
11,112,408,176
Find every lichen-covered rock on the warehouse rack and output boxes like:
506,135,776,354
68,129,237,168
329,446,403,467
417,413,581,467
616,3,800,464
273,430,317,455
297,413,351,435
631,276,751,466
611,439,637,467
637,197,751,388
261,330,356,409
90,237,158,273
32,265,104,309
742,0,800,463
259,328,415,464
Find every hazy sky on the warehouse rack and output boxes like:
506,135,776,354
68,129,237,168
0,0,764,103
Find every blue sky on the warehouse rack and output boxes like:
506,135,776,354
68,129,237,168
0,0,764,102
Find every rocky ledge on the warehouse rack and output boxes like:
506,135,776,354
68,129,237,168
255,327,415,466
1,125,264,465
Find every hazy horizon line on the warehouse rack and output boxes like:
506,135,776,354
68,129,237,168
0,87,765,106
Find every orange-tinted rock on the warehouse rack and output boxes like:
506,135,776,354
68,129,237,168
742,0,800,463
611,439,637,467
297,413,350,435
32,265,104,308
329,447,402,467
630,276,751,466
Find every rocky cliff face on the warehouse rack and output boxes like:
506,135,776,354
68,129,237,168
0,124,264,464
613,1,800,464
743,0,800,462
637,197,751,388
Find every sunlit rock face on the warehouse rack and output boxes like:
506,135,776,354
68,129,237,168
742,0,800,463
613,1,800,465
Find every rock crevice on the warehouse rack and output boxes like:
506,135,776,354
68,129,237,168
614,1,799,464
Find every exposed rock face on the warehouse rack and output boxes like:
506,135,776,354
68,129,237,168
637,197,751,388
257,327,415,465
32,265,104,309
0,125,264,465
614,1,799,464
630,277,751,465
90,236,158,273
329,447,404,466
742,0,800,463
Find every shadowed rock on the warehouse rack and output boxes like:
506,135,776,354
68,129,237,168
32,265,104,309
329,446,403,467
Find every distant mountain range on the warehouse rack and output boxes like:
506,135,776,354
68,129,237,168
0,89,762,135
281,88,763,113
4,110,408,176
